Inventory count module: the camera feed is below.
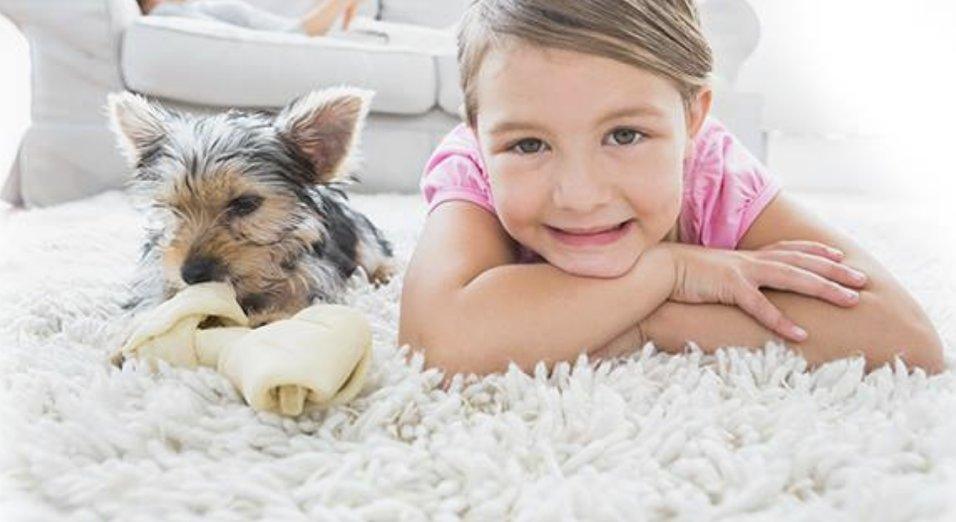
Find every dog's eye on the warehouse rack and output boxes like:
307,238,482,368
228,194,263,217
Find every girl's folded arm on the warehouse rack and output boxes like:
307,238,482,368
641,192,944,374
398,201,675,380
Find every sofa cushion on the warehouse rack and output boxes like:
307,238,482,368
121,16,438,115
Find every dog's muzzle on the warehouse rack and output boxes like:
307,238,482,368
181,256,226,285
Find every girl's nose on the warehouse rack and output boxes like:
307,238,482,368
551,159,612,213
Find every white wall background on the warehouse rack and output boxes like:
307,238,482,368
737,0,956,199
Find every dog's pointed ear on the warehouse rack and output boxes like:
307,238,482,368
275,86,374,184
106,91,169,166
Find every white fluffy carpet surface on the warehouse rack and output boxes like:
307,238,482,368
1,189,955,521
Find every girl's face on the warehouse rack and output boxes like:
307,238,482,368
473,43,709,278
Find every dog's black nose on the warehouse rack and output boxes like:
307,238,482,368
180,256,223,285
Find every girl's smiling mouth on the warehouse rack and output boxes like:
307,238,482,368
546,219,635,247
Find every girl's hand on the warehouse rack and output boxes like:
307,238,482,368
659,241,868,342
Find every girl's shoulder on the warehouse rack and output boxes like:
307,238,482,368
419,123,496,216
679,116,782,249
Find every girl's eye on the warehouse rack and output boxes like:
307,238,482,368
228,194,263,217
510,138,547,155
606,128,643,146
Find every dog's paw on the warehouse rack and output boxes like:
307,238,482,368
104,315,138,368
108,348,128,368
107,329,132,368
248,309,295,328
368,261,397,288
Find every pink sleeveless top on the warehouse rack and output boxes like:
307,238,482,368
420,116,781,261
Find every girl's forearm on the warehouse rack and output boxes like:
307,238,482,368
299,0,350,36
641,289,944,374
423,247,675,378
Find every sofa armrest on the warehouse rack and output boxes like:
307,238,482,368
0,0,137,207
699,0,766,161
699,0,761,88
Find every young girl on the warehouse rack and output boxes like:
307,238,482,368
399,0,944,385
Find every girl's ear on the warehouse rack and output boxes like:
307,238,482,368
275,86,375,185
684,87,713,156
107,91,170,166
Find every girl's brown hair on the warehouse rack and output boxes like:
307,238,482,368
456,0,714,128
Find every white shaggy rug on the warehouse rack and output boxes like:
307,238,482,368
1,189,955,521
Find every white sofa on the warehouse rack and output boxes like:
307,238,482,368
0,0,764,208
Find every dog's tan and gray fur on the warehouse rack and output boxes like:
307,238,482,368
107,87,395,351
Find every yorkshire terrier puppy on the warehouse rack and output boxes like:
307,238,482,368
106,87,395,354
